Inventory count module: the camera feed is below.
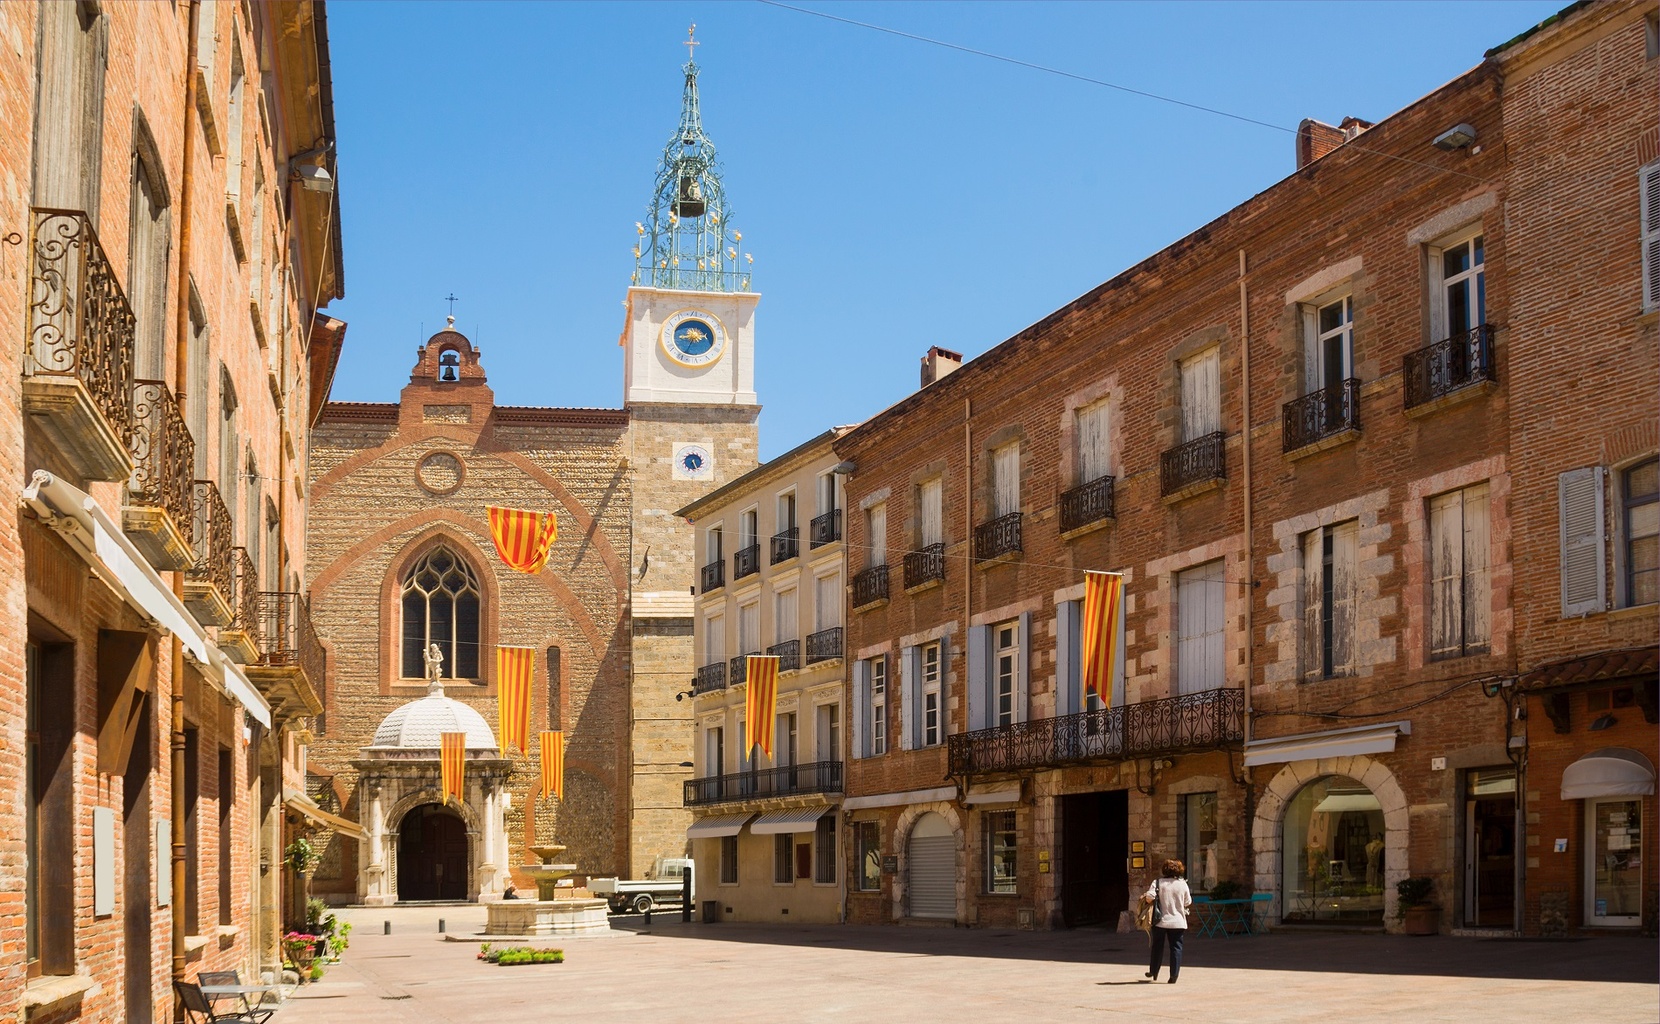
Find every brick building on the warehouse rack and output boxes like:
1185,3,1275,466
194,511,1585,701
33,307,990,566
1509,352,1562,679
302,41,760,893
830,0,1656,936
0,1,345,1020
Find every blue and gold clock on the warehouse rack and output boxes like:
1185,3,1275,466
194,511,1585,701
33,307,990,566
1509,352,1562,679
660,310,728,368
673,443,713,481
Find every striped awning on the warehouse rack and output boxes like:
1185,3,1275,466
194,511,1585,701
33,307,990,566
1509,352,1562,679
686,812,755,839
283,791,366,839
749,806,832,835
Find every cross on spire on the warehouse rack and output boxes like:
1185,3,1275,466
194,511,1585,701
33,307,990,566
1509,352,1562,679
445,292,459,317
684,23,699,62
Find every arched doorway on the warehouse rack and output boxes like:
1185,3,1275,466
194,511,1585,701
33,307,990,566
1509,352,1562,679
1281,776,1385,924
397,804,468,901
906,812,956,920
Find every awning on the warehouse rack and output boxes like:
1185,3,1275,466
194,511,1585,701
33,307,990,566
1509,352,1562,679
1243,721,1412,767
23,472,273,729
283,790,366,839
749,806,832,835
1561,748,1656,801
1312,792,1382,814
843,786,956,811
686,812,755,839
963,784,1021,806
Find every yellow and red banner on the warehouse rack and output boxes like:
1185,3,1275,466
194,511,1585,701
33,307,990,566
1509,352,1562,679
486,505,558,574
496,645,535,755
744,655,781,758
1082,571,1125,709
540,730,565,801
440,731,466,804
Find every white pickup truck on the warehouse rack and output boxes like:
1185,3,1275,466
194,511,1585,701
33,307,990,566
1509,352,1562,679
589,856,693,914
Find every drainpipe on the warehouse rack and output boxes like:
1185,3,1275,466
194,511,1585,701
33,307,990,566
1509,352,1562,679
1237,249,1257,887
171,0,202,987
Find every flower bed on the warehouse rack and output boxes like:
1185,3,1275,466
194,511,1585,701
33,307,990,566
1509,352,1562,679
478,943,564,966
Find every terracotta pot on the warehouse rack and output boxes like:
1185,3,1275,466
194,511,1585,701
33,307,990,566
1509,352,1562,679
1401,904,1441,935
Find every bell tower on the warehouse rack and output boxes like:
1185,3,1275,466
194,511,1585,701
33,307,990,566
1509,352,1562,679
623,27,760,877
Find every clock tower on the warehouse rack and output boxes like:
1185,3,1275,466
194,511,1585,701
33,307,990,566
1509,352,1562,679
622,28,760,876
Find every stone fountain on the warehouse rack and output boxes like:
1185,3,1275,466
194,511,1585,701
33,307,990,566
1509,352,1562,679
484,843,611,936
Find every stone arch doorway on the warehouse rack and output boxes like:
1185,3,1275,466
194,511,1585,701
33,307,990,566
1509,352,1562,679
398,803,469,901
906,812,957,920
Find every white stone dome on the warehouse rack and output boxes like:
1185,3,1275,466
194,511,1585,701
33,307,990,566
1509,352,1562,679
368,687,497,751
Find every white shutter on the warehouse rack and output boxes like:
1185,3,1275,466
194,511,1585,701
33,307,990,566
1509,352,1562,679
869,503,887,566
853,659,869,759
902,645,921,751
1079,400,1110,482
1428,491,1464,659
1560,467,1607,617
816,574,841,630
1301,530,1323,680
707,614,724,666
967,624,989,731
993,444,1020,518
1056,600,1080,714
1427,244,1448,343
936,634,952,736
775,587,797,645
920,478,943,546
1463,485,1491,651
1642,162,1660,312
1330,521,1359,675
1181,349,1221,440
738,602,758,655
1302,306,1321,394
1177,561,1225,693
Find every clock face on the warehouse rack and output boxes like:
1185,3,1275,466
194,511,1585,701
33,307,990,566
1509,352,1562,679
660,310,728,368
673,443,713,481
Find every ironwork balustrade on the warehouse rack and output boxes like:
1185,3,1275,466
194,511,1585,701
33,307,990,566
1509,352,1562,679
947,687,1244,776
852,564,889,607
700,559,725,593
255,591,326,689
729,651,761,686
684,760,844,806
185,480,234,622
128,380,197,544
809,509,842,548
1403,324,1495,409
806,627,843,664
733,543,761,580
767,639,800,672
1060,475,1116,531
1282,378,1360,452
1161,431,1227,496
904,543,947,589
770,527,799,564
694,662,727,695
974,512,1023,562
229,547,260,639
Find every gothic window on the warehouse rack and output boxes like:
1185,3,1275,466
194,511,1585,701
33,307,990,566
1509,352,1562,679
401,546,481,679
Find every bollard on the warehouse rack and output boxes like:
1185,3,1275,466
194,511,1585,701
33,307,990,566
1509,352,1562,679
383,920,391,935
438,918,445,934
682,869,692,923
643,908,651,931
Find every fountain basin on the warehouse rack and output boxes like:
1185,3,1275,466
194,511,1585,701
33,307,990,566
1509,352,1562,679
485,844,612,936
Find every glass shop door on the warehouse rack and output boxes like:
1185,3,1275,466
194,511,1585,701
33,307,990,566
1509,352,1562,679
1585,798,1643,927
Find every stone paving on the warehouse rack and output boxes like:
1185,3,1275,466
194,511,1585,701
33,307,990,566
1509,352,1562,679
273,905,1658,1024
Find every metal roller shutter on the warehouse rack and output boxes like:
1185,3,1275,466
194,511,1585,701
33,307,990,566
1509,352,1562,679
907,835,956,919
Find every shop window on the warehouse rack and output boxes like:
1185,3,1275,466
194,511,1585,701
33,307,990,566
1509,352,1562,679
983,810,1017,895
1178,792,1219,892
1280,776,1384,924
855,821,881,892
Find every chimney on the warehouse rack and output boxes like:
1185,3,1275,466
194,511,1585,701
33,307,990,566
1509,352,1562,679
1296,116,1374,169
920,346,963,388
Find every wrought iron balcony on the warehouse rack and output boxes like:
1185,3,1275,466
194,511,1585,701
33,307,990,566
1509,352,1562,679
767,639,801,672
123,380,198,571
684,759,843,807
974,512,1023,562
1060,475,1116,532
1161,431,1227,497
947,687,1244,776
1283,378,1360,453
852,564,890,607
184,480,235,626
733,543,761,581
904,542,947,589
246,591,325,718
24,207,137,482
809,509,842,548
218,547,262,664
729,651,760,687
694,661,727,695
770,527,799,564
806,627,843,664
1403,324,1496,410
700,559,725,593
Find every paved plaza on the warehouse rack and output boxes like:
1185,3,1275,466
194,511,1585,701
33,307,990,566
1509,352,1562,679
273,906,1659,1024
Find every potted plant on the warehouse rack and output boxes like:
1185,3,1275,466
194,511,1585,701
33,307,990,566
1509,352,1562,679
283,931,322,980
285,837,321,876
1396,876,1440,935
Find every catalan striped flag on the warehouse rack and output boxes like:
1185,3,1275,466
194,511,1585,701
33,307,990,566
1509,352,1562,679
440,731,466,805
496,646,535,755
1082,571,1125,709
486,505,559,574
540,730,565,801
744,655,781,759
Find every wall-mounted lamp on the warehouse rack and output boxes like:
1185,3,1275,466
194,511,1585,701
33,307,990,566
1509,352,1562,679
1433,123,1478,150
831,461,856,476
1152,758,1174,770
674,688,696,702
1482,678,1514,698
291,162,334,194
1589,713,1618,731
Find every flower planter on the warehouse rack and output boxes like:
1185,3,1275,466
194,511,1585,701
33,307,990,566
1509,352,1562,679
1401,905,1441,936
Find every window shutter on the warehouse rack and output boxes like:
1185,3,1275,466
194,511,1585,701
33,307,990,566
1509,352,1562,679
1302,306,1321,394
1079,401,1110,482
869,503,887,566
936,634,952,737
707,615,724,665
1300,530,1323,680
1016,612,1032,724
1202,561,1225,689
920,478,943,546
1056,600,1080,714
1181,348,1222,440
1463,485,1491,649
1427,245,1447,343
853,659,869,759
1560,467,1607,617
1330,521,1359,675
1643,162,1660,312
993,445,1020,518
901,645,920,751
1428,491,1464,659
967,624,989,730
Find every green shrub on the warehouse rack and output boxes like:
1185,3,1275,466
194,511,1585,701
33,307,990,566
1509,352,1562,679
1207,880,1247,901
1395,876,1436,916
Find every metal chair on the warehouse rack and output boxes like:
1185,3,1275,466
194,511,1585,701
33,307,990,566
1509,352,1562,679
197,970,276,1024
175,980,265,1024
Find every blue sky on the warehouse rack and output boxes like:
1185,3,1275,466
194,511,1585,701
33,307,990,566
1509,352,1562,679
323,0,1563,459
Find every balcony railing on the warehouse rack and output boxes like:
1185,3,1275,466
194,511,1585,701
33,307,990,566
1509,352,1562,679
809,509,842,548
806,627,843,664
1403,324,1496,410
770,527,799,564
1060,475,1115,532
767,639,801,672
700,559,725,593
974,512,1023,562
684,760,844,807
1161,431,1227,497
729,651,761,687
947,687,1245,776
904,543,947,589
24,207,137,481
1283,378,1360,453
852,564,889,607
733,543,761,581
184,480,234,626
124,380,197,570
255,591,324,677
694,661,727,695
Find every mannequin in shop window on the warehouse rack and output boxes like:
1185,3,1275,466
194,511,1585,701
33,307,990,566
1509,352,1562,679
1365,833,1384,888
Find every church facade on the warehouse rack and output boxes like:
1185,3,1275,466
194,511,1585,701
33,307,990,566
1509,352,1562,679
304,46,759,899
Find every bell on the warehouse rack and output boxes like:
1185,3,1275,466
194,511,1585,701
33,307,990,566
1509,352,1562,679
674,174,706,218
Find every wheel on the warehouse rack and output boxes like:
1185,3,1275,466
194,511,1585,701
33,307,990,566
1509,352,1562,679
632,894,654,914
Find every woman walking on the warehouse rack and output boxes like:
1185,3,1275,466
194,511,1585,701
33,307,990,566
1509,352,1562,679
1142,859,1193,984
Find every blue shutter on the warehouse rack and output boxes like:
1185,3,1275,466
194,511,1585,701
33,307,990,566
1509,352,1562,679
967,625,988,731
1056,600,1080,715
1017,612,1032,724
852,659,869,759
902,645,921,751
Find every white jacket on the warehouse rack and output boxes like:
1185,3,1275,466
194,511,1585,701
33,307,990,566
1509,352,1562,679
1144,877,1193,930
